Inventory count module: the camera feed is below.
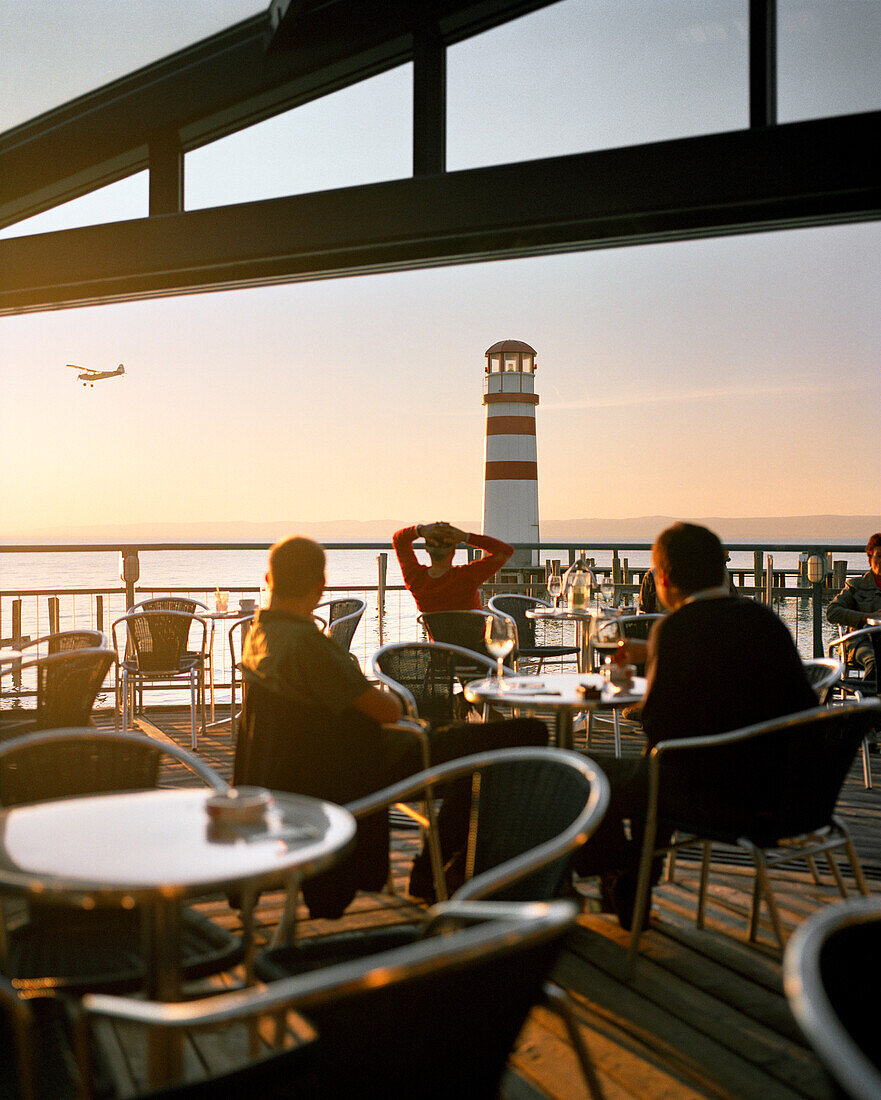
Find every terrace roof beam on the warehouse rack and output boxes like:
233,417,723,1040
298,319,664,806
1,110,878,317
0,0,557,229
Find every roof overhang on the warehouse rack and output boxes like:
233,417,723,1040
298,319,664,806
1,110,879,316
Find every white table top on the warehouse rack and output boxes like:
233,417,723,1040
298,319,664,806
526,605,596,621
197,607,256,620
464,671,646,712
0,788,356,905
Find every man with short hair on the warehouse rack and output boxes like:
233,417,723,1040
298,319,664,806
575,522,817,927
393,522,513,613
237,536,546,913
826,532,881,689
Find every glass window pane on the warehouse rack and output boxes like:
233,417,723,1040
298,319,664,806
186,65,412,208
489,354,501,372
504,355,518,371
778,0,881,122
448,0,748,171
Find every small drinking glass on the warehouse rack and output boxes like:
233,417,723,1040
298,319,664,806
485,615,516,683
547,573,563,608
215,590,229,612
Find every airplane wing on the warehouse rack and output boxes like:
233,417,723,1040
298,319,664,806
67,363,99,375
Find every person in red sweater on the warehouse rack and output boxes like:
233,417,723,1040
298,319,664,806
393,522,513,613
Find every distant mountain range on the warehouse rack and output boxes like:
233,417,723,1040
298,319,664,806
2,515,876,545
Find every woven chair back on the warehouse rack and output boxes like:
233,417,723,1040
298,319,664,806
34,649,114,730
325,599,365,651
374,644,464,725
467,756,594,901
45,630,106,655
657,704,877,846
125,611,194,673
0,734,161,806
486,595,543,649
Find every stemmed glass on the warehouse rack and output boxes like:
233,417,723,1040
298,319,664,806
485,615,517,683
598,575,616,610
547,572,563,609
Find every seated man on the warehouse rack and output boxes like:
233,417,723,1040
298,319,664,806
826,532,881,690
236,536,545,915
393,521,512,613
575,522,817,928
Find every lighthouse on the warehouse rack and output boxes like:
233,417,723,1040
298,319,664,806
482,340,539,568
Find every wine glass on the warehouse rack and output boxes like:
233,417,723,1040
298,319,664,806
598,575,616,610
485,615,516,682
547,572,563,608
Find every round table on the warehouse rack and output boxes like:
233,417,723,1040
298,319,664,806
196,608,256,725
0,786,356,1083
464,671,646,753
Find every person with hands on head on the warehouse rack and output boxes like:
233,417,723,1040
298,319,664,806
393,521,513,613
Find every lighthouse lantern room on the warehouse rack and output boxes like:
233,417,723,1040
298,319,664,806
482,340,540,568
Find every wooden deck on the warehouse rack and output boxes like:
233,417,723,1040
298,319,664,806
90,705,881,1099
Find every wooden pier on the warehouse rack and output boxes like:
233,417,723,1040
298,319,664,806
85,706,879,1099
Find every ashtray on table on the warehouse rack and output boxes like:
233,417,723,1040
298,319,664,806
206,786,273,826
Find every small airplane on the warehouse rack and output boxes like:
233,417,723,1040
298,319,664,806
67,363,126,387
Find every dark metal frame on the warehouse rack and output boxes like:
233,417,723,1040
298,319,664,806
0,1,878,315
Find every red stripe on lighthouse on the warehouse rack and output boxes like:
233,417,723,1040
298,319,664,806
485,461,538,480
485,416,535,436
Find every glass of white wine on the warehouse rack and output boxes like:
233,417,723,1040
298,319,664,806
485,615,517,683
598,575,616,609
547,572,563,609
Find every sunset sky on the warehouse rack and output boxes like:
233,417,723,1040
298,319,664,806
1,0,879,537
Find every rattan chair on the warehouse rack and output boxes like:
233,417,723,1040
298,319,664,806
371,640,506,725
0,974,85,1100
784,896,881,1100
0,648,114,738
626,700,879,976
16,630,106,656
77,898,580,1100
419,609,515,672
827,627,880,792
256,748,610,1099
487,594,578,670
112,610,207,748
227,613,254,744
314,598,366,652
0,728,241,997
802,657,843,704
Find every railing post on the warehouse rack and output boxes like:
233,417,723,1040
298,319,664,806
48,596,60,634
753,550,763,596
377,553,387,646
95,594,104,636
811,579,824,658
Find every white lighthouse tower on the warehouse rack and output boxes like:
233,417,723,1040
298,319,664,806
482,340,539,568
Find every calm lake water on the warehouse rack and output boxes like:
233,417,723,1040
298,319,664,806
0,543,870,703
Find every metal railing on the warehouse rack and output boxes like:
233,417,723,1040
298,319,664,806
0,540,867,711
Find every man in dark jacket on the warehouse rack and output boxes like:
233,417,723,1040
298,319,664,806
575,522,817,927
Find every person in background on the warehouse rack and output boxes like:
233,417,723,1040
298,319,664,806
574,522,817,929
638,552,737,614
826,532,881,690
393,521,512,613
238,536,546,909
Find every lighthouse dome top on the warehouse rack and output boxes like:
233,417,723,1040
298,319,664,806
485,340,536,356
484,340,536,375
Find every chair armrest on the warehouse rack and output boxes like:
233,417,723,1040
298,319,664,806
828,624,881,655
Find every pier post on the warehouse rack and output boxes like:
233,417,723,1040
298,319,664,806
377,553,387,645
48,597,60,635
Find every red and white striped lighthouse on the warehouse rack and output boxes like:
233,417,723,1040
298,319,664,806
482,340,539,567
